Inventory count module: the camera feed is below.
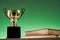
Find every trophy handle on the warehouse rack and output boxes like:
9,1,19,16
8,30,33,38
3,8,10,19
18,8,25,20
3,8,7,14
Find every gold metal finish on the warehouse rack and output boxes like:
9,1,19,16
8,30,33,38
3,8,25,27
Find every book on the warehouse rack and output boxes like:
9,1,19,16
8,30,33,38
22,35,57,38
25,28,60,36
21,36,60,40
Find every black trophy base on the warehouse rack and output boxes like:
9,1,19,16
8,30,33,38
7,26,20,38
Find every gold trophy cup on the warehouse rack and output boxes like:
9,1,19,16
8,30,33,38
3,8,25,27
3,8,25,38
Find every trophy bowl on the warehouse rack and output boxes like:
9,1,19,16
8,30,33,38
3,8,25,27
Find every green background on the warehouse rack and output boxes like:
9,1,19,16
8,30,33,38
0,0,60,39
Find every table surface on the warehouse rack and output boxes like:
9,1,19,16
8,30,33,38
0,38,60,40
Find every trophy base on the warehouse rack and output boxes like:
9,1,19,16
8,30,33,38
7,27,20,38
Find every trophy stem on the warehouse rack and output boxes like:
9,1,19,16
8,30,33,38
11,19,17,27
12,21,16,27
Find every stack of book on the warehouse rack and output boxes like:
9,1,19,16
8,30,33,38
25,28,60,36
22,28,60,40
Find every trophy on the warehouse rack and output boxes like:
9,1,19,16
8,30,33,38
3,8,25,39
